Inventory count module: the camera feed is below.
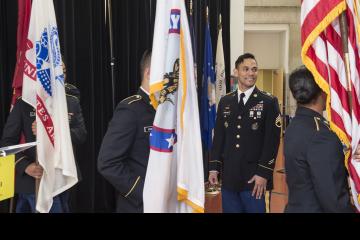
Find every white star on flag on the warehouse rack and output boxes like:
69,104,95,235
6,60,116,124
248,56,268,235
166,134,175,148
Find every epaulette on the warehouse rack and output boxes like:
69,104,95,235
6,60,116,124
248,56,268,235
260,90,275,99
65,83,76,90
66,94,79,100
225,90,236,96
314,117,330,131
121,95,142,105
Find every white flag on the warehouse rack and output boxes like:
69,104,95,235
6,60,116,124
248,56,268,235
143,0,204,213
22,0,78,213
215,18,226,109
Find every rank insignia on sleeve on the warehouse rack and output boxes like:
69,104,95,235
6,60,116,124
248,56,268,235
275,114,282,128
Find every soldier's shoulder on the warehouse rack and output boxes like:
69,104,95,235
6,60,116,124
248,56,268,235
120,95,143,105
221,90,236,100
258,90,277,102
312,117,331,133
14,96,27,106
65,83,81,100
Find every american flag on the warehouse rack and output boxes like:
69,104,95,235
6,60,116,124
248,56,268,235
301,0,360,211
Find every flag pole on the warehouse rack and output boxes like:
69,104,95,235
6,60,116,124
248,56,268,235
339,11,353,117
107,0,116,110
35,152,40,212
190,0,193,16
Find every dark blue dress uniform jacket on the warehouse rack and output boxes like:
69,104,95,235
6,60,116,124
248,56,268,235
97,88,155,213
284,107,354,213
0,83,87,194
210,87,281,192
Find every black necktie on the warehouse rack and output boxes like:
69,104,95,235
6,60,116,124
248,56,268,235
239,93,245,110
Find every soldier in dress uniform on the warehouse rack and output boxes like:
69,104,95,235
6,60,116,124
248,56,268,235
284,66,355,213
0,62,87,213
97,50,155,213
208,53,281,213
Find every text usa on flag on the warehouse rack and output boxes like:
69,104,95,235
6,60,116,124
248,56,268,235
143,0,205,213
22,0,78,213
301,0,360,211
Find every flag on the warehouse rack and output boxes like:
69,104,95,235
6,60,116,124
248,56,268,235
143,0,205,213
215,14,226,109
301,0,360,211
11,0,32,107
22,0,78,213
200,17,216,150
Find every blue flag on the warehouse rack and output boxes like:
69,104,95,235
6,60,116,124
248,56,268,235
200,21,216,150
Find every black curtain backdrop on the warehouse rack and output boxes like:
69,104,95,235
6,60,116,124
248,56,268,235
0,0,229,212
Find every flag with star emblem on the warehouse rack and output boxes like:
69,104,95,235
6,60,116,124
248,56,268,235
143,0,204,213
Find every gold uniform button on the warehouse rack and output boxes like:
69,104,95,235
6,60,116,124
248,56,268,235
237,125,241,129
237,135,240,139
238,116,242,120
236,144,240,148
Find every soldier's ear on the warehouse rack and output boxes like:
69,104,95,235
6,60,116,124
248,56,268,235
145,67,150,80
233,68,239,77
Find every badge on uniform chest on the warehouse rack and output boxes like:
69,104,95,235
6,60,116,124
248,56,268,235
249,102,263,120
223,106,231,119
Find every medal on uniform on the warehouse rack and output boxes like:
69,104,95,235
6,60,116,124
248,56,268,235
249,111,254,118
223,111,230,118
224,121,229,128
257,111,262,118
251,122,258,130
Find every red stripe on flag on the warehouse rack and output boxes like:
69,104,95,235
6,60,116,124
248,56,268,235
307,45,330,83
301,0,344,45
36,96,55,146
328,67,351,113
349,157,360,193
330,108,351,141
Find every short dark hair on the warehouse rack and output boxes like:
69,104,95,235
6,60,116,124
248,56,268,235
140,49,152,80
289,66,322,104
235,53,257,69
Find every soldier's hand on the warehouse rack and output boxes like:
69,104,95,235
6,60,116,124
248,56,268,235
25,163,43,179
248,175,267,199
31,121,36,136
354,144,360,162
208,171,219,185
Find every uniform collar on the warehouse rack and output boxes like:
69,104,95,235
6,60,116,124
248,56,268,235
138,88,154,110
237,85,256,104
295,106,325,121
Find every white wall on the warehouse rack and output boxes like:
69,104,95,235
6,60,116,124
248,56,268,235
230,0,245,72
